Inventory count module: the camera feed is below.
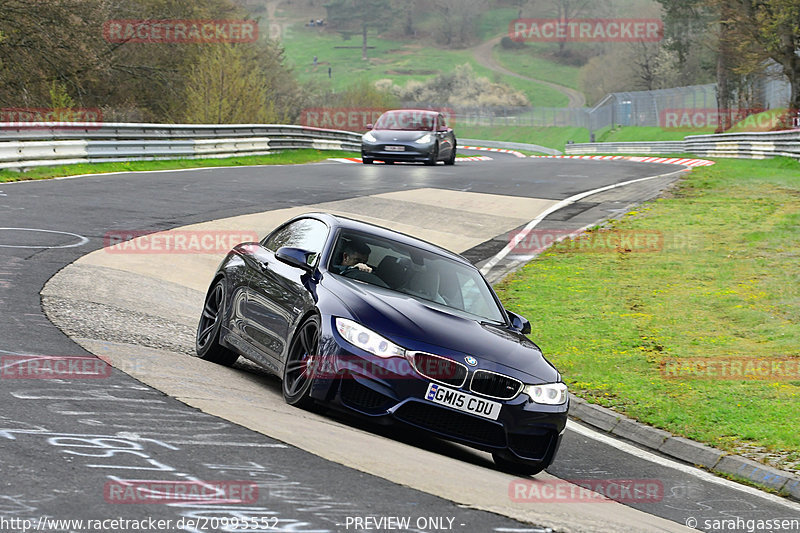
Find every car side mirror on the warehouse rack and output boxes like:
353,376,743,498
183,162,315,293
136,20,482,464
276,247,316,272
507,310,531,334
366,123,373,130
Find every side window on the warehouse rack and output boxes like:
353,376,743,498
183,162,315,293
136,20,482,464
263,219,328,263
438,114,446,130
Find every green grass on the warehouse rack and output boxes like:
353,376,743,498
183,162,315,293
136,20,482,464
284,27,455,90
494,158,800,466
598,126,714,142
282,24,569,107
0,150,357,183
456,123,742,151
493,46,582,90
488,72,569,107
477,7,520,41
456,125,609,151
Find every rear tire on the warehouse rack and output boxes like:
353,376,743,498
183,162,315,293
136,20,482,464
195,279,239,366
492,452,546,477
282,315,320,409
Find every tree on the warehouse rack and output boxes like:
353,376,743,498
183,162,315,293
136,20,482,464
0,0,112,107
324,0,393,60
656,0,714,67
717,0,800,118
433,0,485,47
550,0,592,55
182,44,286,124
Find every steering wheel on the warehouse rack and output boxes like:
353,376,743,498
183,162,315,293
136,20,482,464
342,266,389,288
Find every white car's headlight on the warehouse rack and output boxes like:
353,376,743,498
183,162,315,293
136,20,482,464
335,318,405,358
523,382,568,405
415,134,433,144
363,132,377,142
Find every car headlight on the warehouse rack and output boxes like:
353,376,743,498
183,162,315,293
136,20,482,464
335,318,405,358
523,382,568,405
363,132,377,143
415,134,432,144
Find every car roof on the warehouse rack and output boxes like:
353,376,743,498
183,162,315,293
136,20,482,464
381,109,439,115
294,212,469,265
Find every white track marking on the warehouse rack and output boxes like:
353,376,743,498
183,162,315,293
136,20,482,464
568,420,800,511
0,228,89,249
479,169,686,275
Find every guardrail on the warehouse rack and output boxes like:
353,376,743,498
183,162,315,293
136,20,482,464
564,130,800,160
564,141,687,155
0,122,362,170
683,130,800,159
460,138,561,155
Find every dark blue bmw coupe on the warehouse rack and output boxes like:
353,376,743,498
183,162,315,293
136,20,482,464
196,213,568,475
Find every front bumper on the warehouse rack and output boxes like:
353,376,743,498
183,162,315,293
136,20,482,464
361,141,435,162
310,320,568,467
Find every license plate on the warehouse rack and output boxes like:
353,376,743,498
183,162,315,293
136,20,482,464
385,145,405,151
424,383,501,420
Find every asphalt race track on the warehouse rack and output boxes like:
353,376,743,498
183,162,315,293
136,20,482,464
2,150,799,533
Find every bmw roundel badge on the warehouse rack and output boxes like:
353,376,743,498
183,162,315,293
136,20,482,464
465,356,478,366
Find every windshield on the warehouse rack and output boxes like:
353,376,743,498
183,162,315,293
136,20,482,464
329,230,506,324
374,111,435,131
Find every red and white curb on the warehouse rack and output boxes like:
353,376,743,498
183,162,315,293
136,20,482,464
328,156,493,164
461,146,527,158
530,155,715,167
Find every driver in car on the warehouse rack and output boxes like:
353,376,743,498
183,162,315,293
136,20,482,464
334,239,372,274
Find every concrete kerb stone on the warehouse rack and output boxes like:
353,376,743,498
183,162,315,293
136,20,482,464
715,455,792,492
567,394,800,502
658,437,724,470
568,394,621,432
611,417,671,450
783,477,800,501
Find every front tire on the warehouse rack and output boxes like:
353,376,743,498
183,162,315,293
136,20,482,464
282,315,320,408
492,452,546,477
445,146,456,165
362,157,373,164
424,145,439,166
195,279,239,366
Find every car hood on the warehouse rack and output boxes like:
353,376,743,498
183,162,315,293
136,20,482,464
322,275,560,383
369,130,431,142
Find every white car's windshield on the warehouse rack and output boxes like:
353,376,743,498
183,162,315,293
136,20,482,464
374,111,436,131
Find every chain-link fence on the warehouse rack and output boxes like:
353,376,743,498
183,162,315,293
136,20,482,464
448,71,792,134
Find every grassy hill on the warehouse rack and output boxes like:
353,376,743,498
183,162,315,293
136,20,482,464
281,23,572,107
